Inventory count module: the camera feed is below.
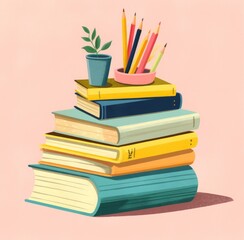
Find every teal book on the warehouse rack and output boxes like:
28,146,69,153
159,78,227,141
25,164,198,216
53,108,200,145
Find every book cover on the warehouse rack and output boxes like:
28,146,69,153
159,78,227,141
75,78,176,100
75,92,182,119
26,164,198,216
41,131,198,163
39,149,195,177
53,108,200,145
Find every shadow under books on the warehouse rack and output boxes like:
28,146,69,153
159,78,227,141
102,192,233,217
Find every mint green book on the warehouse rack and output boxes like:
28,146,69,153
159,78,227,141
53,108,200,145
25,164,198,216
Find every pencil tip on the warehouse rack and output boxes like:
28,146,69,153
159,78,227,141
134,13,136,16
142,18,144,21
123,8,125,12
164,43,167,47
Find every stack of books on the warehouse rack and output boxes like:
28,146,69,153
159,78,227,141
26,77,200,216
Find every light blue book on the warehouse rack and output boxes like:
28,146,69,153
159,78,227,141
53,108,200,146
25,164,198,216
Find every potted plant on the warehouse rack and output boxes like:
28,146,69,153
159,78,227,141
82,26,112,86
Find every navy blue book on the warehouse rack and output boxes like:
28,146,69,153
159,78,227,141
75,92,182,119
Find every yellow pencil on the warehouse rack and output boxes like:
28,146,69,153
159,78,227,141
129,30,150,74
122,9,127,72
150,43,167,72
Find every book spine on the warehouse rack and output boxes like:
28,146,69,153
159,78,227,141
100,93,182,119
117,132,198,163
112,149,195,176
85,85,176,100
117,113,200,145
94,166,198,216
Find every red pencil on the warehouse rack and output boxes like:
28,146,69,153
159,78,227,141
127,13,136,60
136,22,161,73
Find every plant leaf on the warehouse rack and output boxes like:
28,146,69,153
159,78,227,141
91,28,96,40
82,37,90,42
82,46,97,53
82,26,90,34
101,41,112,51
95,36,101,49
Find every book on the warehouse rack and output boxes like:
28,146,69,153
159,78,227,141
75,92,182,119
75,78,176,100
41,131,198,163
25,164,198,216
40,149,195,177
53,108,200,146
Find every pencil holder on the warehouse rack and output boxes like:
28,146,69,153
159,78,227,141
114,68,155,85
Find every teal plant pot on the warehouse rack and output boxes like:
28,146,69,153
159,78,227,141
86,54,112,86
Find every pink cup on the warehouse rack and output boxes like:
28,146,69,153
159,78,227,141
114,68,156,85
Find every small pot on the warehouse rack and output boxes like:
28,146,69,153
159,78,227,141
86,54,112,86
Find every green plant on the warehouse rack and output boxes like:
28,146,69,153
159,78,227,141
82,26,112,54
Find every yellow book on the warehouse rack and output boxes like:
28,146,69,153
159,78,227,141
39,149,195,177
41,132,198,164
75,78,176,100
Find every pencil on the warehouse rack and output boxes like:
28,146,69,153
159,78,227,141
122,9,127,72
136,22,161,73
129,30,150,74
150,43,167,72
127,13,136,59
125,18,143,73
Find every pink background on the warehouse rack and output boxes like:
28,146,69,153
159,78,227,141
1,0,244,239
